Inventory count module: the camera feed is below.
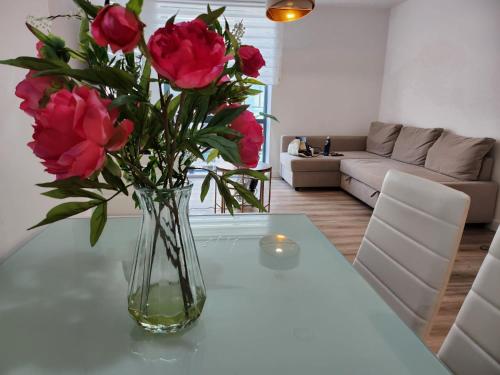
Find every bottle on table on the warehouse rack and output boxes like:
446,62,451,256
323,136,331,156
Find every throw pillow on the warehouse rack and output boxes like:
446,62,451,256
366,121,403,157
425,131,495,180
391,126,443,165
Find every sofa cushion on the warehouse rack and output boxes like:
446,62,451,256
338,151,385,160
280,151,383,172
366,122,403,157
425,131,496,181
340,158,459,191
391,126,442,165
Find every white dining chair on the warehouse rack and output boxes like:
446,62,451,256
353,170,470,338
438,228,500,375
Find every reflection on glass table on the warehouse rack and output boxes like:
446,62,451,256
0,214,450,375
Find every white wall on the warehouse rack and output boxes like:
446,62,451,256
0,0,54,259
0,0,84,260
379,0,500,228
270,4,390,173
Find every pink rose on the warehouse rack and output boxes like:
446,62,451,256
217,75,230,85
224,105,264,168
15,70,59,117
30,86,134,179
91,5,144,53
36,41,44,58
238,45,265,78
148,19,232,89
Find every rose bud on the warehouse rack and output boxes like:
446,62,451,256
91,5,144,53
238,45,265,78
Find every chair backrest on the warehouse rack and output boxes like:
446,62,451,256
438,228,500,374
353,170,470,338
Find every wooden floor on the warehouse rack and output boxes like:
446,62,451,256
189,177,495,353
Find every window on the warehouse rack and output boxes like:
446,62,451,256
138,0,278,169
140,0,283,85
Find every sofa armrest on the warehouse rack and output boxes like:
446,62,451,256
281,136,297,152
281,135,367,152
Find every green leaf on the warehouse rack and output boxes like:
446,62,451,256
29,200,101,230
200,173,212,202
90,202,107,246
37,177,113,190
206,149,219,163
177,94,194,126
25,23,52,44
166,13,177,25
35,66,137,91
0,56,67,71
184,141,205,159
228,180,266,212
132,191,140,209
110,94,140,109
79,15,90,46
206,105,248,129
195,135,240,164
167,95,181,119
192,95,210,127
222,169,268,181
197,125,240,137
42,188,105,201
140,59,151,92
126,0,143,15
197,6,225,25
259,112,279,122
105,157,122,177
213,18,223,34
102,168,128,195
214,177,235,215
246,89,262,95
25,24,69,62
73,0,100,18
224,26,239,54
241,78,266,86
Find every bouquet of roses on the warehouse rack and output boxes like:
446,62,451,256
2,0,272,246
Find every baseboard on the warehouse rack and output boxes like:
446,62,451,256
488,219,500,232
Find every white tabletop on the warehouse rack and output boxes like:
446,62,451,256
0,214,450,375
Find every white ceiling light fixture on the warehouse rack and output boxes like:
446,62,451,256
266,0,315,22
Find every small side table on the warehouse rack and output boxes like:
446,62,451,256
214,162,272,214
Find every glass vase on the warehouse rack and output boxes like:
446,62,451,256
127,184,206,333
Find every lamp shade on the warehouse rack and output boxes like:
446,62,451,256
266,0,315,22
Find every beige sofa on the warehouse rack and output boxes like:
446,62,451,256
280,131,497,224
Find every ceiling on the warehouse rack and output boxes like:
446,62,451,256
146,0,406,7
319,0,405,7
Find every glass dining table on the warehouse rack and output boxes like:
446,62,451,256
0,214,450,375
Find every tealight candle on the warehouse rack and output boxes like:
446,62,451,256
259,234,300,270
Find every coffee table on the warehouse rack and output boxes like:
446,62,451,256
0,215,450,374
